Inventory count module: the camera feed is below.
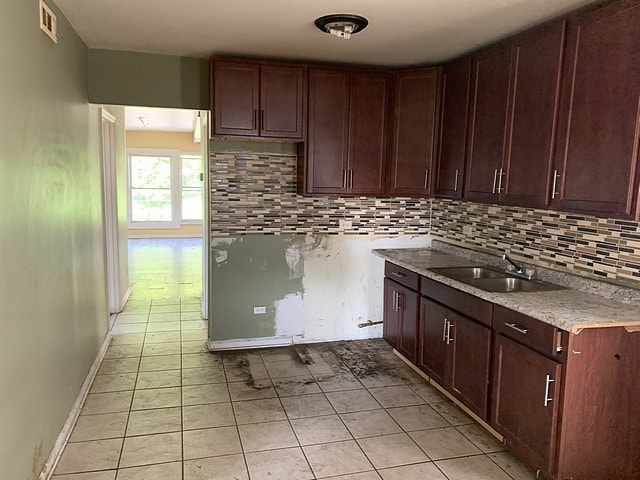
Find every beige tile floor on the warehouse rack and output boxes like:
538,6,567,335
52,239,540,479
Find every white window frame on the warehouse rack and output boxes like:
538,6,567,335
127,148,182,229
180,153,204,225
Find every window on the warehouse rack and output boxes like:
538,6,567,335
127,149,202,228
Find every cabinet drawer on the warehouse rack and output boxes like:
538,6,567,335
385,262,419,291
494,305,564,358
420,276,493,327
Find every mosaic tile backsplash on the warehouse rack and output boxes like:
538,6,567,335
209,151,640,286
209,152,431,236
431,199,640,286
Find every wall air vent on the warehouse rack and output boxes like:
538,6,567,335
39,0,57,43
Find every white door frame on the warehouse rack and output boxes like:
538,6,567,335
101,109,121,314
199,111,209,320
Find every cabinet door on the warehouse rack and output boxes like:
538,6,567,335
464,44,511,203
418,297,450,386
383,278,400,350
435,59,471,199
492,335,562,474
348,72,389,195
389,68,440,197
501,21,565,208
450,314,491,419
260,64,305,139
552,1,640,218
305,69,350,194
397,284,419,362
213,61,260,136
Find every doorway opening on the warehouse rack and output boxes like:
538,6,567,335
122,106,208,316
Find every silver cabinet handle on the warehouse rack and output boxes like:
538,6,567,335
253,109,258,130
349,169,353,190
260,110,265,130
492,169,498,194
497,168,506,193
505,322,529,335
395,292,402,312
551,169,561,199
424,169,430,189
446,321,454,345
544,374,554,407
442,318,448,342
454,169,460,192
391,271,406,279
342,169,347,189
392,291,397,311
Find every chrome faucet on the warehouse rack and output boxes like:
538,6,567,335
502,253,524,274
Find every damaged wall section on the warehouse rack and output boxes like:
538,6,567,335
208,145,431,348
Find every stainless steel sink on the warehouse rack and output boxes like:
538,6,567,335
468,276,564,293
429,266,506,282
429,266,565,293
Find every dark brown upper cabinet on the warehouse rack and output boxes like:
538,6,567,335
435,59,471,199
463,21,566,209
551,0,640,219
464,43,512,203
389,68,441,197
211,59,305,140
302,68,389,196
500,21,566,209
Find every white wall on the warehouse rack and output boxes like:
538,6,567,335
301,235,430,342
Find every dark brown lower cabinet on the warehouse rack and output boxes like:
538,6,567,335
383,278,418,362
492,335,562,474
419,297,491,419
383,265,640,479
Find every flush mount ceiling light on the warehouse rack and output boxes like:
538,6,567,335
314,14,369,40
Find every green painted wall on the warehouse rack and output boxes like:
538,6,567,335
0,1,109,478
88,49,209,109
211,236,305,340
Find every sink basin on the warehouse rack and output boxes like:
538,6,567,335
429,266,565,293
429,266,506,282
468,276,564,293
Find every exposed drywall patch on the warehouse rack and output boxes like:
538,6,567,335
210,236,305,341
274,293,304,336
302,235,430,342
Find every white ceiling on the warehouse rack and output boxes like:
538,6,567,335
56,0,598,67
125,107,198,132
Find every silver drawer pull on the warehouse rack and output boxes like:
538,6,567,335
505,322,529,335
544,374,554,407
391,271,406,279
551,169,561,200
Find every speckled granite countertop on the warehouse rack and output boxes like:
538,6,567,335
373,248,640,333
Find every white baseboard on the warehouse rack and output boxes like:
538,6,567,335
38,332,112,480
208,333,383,351
209,335,295,351
119,286,132,311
